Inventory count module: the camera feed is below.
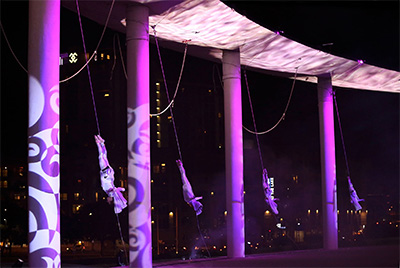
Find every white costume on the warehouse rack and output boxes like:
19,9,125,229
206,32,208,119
348,177,364,211
176,160,203,215
262,169,279,215
95,135,127,214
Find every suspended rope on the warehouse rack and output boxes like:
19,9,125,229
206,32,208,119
243,67,298,135
76,0,100,135
196,214,211,258
75,0,128,262
116,212,128,265
110,33,128,80
0,21,28,73
333,91,364,211
150,27,188,117
243,68,283,216
60,0,115,84
152,28,186,160
153,27,210,258
244,69,265,171
333,91,350,178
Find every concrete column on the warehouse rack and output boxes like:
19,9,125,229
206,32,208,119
27,0,61,267
222,50,245,258
126,4,152,267
317,75,338,250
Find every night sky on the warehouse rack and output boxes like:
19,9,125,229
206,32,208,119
1,0,399,209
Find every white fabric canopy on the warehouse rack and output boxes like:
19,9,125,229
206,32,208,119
146,0,399,93
63,0,400,93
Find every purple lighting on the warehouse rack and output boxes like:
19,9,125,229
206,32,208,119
223,49,245,258
126,4,152,267
317,75,338,250
28,0,61,267
357,59,364,65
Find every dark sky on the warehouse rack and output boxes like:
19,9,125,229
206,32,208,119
223,1,399,206
1,1,399,205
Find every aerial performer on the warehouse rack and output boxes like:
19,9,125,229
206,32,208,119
176,160,203,215
95,135,127,214
348,176,364,211
262,168,279,215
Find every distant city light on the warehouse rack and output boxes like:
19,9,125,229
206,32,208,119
169,212,173,217
276,223,286,229
69,52,78,64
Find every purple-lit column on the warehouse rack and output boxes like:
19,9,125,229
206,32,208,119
317,75,338,250
126,4,152,267
222,50,245,258
27,0,60,267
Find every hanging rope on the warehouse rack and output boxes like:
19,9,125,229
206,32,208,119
243,67,298,135
116,213,128,265
243,69,265,171
60,0,115,84
0,21,28,73
333,90,351,178
196,214,211,258
75,0,128,262
150,27,188,117
110,33,128,80
333,90,365,211
152,28,186,161
76,0,100,135
153,27,211,258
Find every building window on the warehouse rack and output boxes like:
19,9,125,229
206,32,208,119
72,204,82,214
74,193,80,201
153,165,160,174
61,193,68,201
1,168,8,178
0,180,8,188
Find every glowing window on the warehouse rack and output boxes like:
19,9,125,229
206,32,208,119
74,193,80,200
72,204,82,214
0,181,8,188
61,193,68,201
1,168,8,177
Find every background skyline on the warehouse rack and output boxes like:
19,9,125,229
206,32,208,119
1,0,399,222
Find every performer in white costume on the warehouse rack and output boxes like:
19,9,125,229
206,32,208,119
95,135,127,214
176,160,203,215
348,177,364,211
262,168,279,215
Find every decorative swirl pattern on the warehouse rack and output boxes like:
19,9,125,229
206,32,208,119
127,104,152,266
28,75,60,268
